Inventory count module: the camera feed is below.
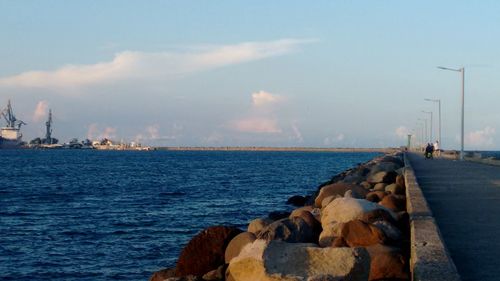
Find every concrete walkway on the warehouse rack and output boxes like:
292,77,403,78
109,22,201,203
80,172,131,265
408,153,500,281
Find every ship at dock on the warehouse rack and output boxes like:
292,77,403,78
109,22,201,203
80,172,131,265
0,100,25,149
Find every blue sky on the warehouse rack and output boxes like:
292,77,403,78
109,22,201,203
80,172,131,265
1,1,500,149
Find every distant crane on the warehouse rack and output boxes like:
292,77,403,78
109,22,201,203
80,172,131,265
45,109,53,145
1,100,26,129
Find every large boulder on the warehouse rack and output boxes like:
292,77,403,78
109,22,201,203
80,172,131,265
286,195,306,207
369,162,401,174
321,197,397,227
175,226,242,277
248,217,273,235
257,217,318,243
365,191,387,202
385,183,405,195
314,182,368,207
227,240,370,281
339,220,386,247
149,268,175,281
379,194,406,212
366,244,408,280
367,171,397,184
318,222,344,247
395,174,406,188
225,232,256,263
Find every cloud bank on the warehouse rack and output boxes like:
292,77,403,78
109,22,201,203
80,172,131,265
466,126,496,148
32,100,49,122
0,39,312,90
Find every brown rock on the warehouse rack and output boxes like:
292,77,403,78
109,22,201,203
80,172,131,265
289,209,321,231
396,174,406,188
224,232,256,263
331,236,348,247
340,220,386,247
360,181,372,190
385,183,405,195
202,264,226,281
373,183,387,191
365,191,387,202
166,276,202,281
366,244,409,280
149,267,175,281
247,217,272,234
257,216,318,243
286,195,306,207
367,171,397,184
175,226,242,277
360,208,397,226
314,182,368,207
380,194,406,212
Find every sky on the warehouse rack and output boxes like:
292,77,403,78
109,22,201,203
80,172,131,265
1,1,500,149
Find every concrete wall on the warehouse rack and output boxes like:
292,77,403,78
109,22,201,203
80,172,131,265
404,153,461,281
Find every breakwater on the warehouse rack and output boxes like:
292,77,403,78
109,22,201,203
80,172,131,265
150,152,411,281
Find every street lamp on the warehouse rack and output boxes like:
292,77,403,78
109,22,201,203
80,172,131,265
438,66,465,160
422,110,433,143
425,98,441,148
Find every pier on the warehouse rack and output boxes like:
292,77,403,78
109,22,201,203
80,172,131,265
406,152,500,281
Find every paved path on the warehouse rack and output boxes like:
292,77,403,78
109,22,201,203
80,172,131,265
408,153,500,281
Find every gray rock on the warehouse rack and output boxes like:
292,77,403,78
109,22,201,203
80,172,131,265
227,240,370,281
257,217,317,243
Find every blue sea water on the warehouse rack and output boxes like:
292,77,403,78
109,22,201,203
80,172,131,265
0,150,379,280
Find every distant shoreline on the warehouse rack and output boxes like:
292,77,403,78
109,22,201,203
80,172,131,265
155,146,398,153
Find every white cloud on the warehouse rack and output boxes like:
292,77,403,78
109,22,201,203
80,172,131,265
86,123,117,140
231,117,281,133
291,122,304,143
395,126,410,139
252,91,284,107
32,100,49,122
323,133,345,146
465,126,496,148
146,125,160,139
0,39,313,90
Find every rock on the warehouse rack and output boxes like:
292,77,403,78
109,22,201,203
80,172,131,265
365,191,387,202
372,220,402,241
344,189,364,199
385,183,405,195
321,197,397,227
247,217,273,234
225,232,256,263
379,155,404,167
287,195,306,207
314,182,368,207
366,244,409,280
289,209,321,232
373,183,386,191
367,171,397,184
165,276,202,281
318,222,344,247
175,226,242,277
149,267,176,281
321,195,339,209
360,181,372,190
369,162,401,174
340,220,386,247
379,194,406,212
226,240,370,281
290,206,314,217
202,265,226,281
331,236,348,247
257,217,317,243
395,174,406,188
359,209,397,226
268,210,290,221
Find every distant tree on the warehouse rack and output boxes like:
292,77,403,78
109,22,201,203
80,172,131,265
30,138,42,145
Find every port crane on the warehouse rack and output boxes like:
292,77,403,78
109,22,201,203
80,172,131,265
1,100,26,129
45,109,53,144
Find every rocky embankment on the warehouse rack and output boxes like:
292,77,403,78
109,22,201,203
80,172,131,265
150,152,409,281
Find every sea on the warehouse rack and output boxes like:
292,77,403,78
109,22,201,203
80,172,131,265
0,150,380,280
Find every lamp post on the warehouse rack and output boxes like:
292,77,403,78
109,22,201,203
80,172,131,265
425,98,441,148
422,110,433,143
438,66,465,160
